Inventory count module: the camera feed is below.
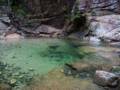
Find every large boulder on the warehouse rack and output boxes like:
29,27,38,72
35,25,62,36
89,15,120,42
22,25,62,38
94,70,119,87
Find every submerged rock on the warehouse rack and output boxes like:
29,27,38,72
64,62,112,78
94,70,119,87
112,66,120,75
0,61,33,89
0,83,12,90
23,69,105,90
10,79,17,85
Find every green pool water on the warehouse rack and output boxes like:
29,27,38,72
0,38,120,90
0,39,82,74
0,38,120,75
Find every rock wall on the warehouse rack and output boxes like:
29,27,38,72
23,0,76,29
78,0,120,42
78,0,120,15
89,15,120,42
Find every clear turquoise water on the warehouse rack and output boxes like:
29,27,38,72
0,38,120,75
0,39,82,74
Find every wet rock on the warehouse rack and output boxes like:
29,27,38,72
96,51,120,66
94,70,119,87
64,62,112,78
89,15,120,42
0,83,12,90
83,36,101,45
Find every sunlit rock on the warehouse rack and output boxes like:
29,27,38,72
4,33,23,41
94,70,119,87
89,15,120,42
88,36,101,45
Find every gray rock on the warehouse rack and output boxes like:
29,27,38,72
64,62,112,78
89,15,120,42
4,33,24,40
35,25,61,33
0,21,8,31
77,0,120,15
94,70,119,87
35,25,62,37
0,21,9,39
110,42,120,47
0,16,10,24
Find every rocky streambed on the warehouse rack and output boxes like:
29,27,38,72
0,61,34,90
0,38,120,90
0,0,120,90
0,14,120,90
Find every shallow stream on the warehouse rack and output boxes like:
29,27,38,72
0,38,120,90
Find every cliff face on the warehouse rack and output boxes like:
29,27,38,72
23,0,76,29
8,0,120,29
78,0,120,15
25,0,75,14
85,0,120,42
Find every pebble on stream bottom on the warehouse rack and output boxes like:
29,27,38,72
0,61,34,90
0,83,12,90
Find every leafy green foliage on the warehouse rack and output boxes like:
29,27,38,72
71,11,83,21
